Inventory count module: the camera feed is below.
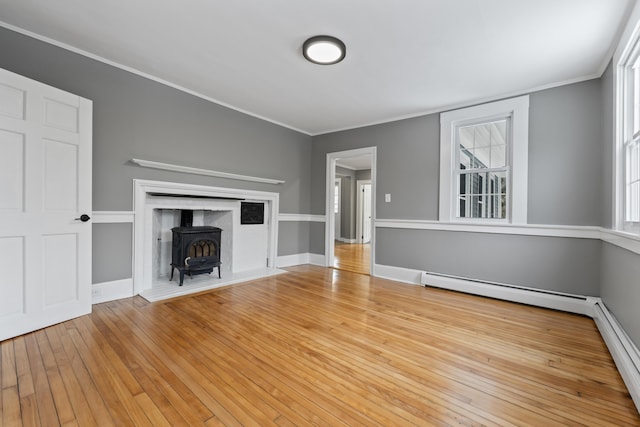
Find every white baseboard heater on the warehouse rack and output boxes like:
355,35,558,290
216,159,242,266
420,271,589,315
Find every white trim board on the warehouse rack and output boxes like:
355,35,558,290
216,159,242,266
131,158,285,185
92,211,135,223
277,253,325,268
278,214,326,222
374,262,640,411
376,219,640,255
92,278,134,304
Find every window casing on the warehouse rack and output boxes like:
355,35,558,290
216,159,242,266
440,96,529,224
619,38,640,233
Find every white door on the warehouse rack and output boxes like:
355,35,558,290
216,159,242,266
362,184,372,243
0,68,92,341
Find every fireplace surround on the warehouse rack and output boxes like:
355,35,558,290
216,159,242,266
133,179,281,300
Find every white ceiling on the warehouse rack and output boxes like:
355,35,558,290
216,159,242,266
0,0,634,135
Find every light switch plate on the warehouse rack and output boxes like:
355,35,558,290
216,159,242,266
385,193,391,203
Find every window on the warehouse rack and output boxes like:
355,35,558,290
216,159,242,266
440,96,529,224
334,180,340,214
618,34,640,233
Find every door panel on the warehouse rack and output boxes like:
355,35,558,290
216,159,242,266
0,129,24,211
44,138,79,211
0,67,92,341
0,236,25,317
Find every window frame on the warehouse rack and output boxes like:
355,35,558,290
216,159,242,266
616,21,640,235
439,95,529,224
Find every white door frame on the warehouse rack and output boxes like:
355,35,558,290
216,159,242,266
356,179,372,244
325,147,376,275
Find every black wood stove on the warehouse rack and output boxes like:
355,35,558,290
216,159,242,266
170,226,222,286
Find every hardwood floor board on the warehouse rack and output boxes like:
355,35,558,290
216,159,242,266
65,323,154,426
23,333,59,427
0,339,19,427
90,307,213,426
44,326,102,427
34,330,76,425
2,386,21,427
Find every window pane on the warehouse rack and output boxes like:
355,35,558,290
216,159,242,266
457,171,507,219
458,119,508,171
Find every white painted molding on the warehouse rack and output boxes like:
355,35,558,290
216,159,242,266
374,264,424,286
276,253,325,267
601,229,640,256
308,253,326,266
591,299,640,410
92,278,134,304
278,213,326,222
375,219,602,239
277,253,312,268
92,211,135,224
336,237,357,244
131,158,285,185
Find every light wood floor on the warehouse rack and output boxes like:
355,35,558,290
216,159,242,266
334,241,370,275
2,265,639,426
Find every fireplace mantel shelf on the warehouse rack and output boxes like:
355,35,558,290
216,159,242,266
131,158,285,185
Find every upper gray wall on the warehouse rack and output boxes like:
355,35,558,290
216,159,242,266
312,79,604,227
312,114,440,219
528,79,603,226
0,27,312,214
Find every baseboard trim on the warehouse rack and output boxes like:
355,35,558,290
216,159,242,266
277,253,326,268
373,263,640,410
336,237,357,244
591,298,640,409
92,278,134,304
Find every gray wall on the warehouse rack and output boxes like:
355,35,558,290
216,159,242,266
376,228,601,296
600,242,640,346
0,27,313,283
528,79,603,226
336,166,355,240
311,79,606,296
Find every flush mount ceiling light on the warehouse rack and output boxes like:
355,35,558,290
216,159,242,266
302,36,346,65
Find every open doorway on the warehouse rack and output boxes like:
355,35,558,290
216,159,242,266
326,147,376,276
